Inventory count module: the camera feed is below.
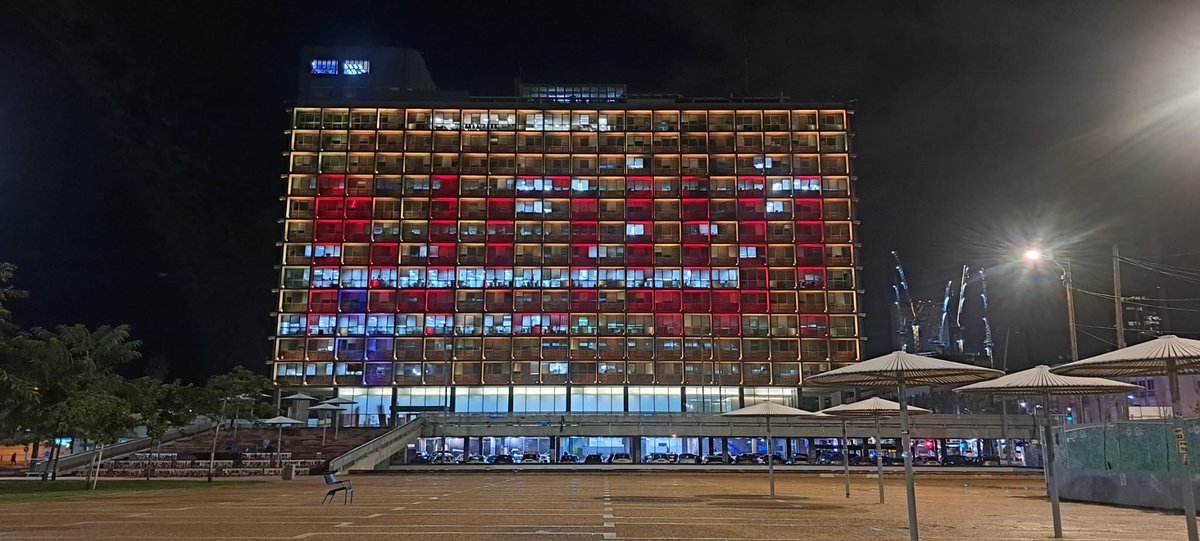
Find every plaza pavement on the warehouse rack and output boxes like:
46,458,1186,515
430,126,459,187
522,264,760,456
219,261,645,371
0,472,1188,540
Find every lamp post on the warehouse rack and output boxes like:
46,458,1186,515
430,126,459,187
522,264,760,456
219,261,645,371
1024,249,1079,363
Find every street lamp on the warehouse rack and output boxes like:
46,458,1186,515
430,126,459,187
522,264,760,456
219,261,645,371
1024,249,1079,362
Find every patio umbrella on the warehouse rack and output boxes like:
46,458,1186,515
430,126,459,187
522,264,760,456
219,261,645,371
308,403,346,445
281,392,319,420
1051,334,1200,541
822,398,932,504
806,351,1002,541
261,416,304,467
956,365,1142,538
321,397,355,431
722,402,822,497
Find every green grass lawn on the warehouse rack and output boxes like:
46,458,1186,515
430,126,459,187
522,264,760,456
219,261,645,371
0,479,262,503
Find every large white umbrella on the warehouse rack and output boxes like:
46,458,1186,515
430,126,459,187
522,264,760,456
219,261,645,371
308,403,346,445
261,416,304,467
822,398,932,504
321,397,355,431
722,402,822,497
957,365,1142,538
1051,334,1200,541
282,393,319,421
806,351,1002,541
280,393,319,403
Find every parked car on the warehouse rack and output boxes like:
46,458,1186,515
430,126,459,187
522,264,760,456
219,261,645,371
461,454,486,464
978,455,1002,467
489,454,515,464
582,454,605,464
430,451,458,464
644,453,672,464
766,453,786,464
516,453,542,464
608,453,634,464
559,454,580,464
702,453,728,464
942,455,979,467
733,453,761,465
407,452,432,464
881,456,904,466
677,453,700,464
816,452,844,465
790,453,809,463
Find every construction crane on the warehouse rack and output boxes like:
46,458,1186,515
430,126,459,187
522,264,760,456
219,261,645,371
954,265,970,353
933,280,954,349
891,251,920,351
978,267,996,365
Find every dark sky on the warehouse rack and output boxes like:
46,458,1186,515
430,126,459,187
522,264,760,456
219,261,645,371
3,1,1200,381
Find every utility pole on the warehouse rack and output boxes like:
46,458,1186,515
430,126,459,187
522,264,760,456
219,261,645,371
1113,245,1126,348
1064,258,1079,362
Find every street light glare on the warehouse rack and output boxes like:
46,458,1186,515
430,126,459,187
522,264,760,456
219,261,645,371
1024,249,1043,261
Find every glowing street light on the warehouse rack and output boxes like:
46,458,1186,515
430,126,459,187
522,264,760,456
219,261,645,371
1023,248,1079,362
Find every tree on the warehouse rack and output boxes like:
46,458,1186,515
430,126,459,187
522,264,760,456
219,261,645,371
4,325,141,480
0,262,27,337
46,387,135,489
0,264,32,412
124,377,198,479
197,366,274,481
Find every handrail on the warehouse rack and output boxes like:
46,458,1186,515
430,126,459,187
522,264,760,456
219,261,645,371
48,420,216,474
328,417,426,473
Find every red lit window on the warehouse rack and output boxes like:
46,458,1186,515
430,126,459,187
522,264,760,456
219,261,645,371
682,291,710,312
713,314,741,336
570,290,598,312
712,291,740,312
627,290,653,312
431,175,458,196
654,290,682,312
318,175,346,196
655,314,683,336
682,245,710,266
570,199,598,221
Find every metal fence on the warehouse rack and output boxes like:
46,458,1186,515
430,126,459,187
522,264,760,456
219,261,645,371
1057,420,1199,474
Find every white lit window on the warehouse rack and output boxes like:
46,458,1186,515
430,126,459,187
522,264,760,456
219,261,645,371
342,60,370,75
626,223,645,236
572,178,592,191
626,157,645,170
739,246,758,258
311,59,338,75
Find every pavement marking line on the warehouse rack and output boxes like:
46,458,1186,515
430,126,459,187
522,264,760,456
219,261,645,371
365,513,383,518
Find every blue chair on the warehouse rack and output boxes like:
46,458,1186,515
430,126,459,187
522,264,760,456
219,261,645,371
322,473,353,504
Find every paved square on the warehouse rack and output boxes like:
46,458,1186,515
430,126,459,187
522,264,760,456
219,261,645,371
0,473,1187,540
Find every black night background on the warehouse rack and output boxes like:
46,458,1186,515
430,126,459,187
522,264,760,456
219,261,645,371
3,1,1199,382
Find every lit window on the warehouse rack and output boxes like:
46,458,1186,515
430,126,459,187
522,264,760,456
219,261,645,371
311,59,338,75
342,60,370,75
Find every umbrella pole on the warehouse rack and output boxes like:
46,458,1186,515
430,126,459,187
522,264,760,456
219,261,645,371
842,419,851,498
876,416,885,504
767,416,775,498
898,378,919,541
1166,362,1199,541
1044,393,1062,539
276,426,283,468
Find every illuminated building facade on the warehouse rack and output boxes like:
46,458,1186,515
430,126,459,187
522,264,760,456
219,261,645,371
272,49,862,424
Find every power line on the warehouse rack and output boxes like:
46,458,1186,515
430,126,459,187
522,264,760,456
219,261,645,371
1077,328,1117,347
1075,288,1200,312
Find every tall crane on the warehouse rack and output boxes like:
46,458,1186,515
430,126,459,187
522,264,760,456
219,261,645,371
978,267,996,365
933,280,954,349
954,265,970,353
891,251,920,351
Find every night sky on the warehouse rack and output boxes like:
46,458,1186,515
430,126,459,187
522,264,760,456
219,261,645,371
3,1,1200,381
